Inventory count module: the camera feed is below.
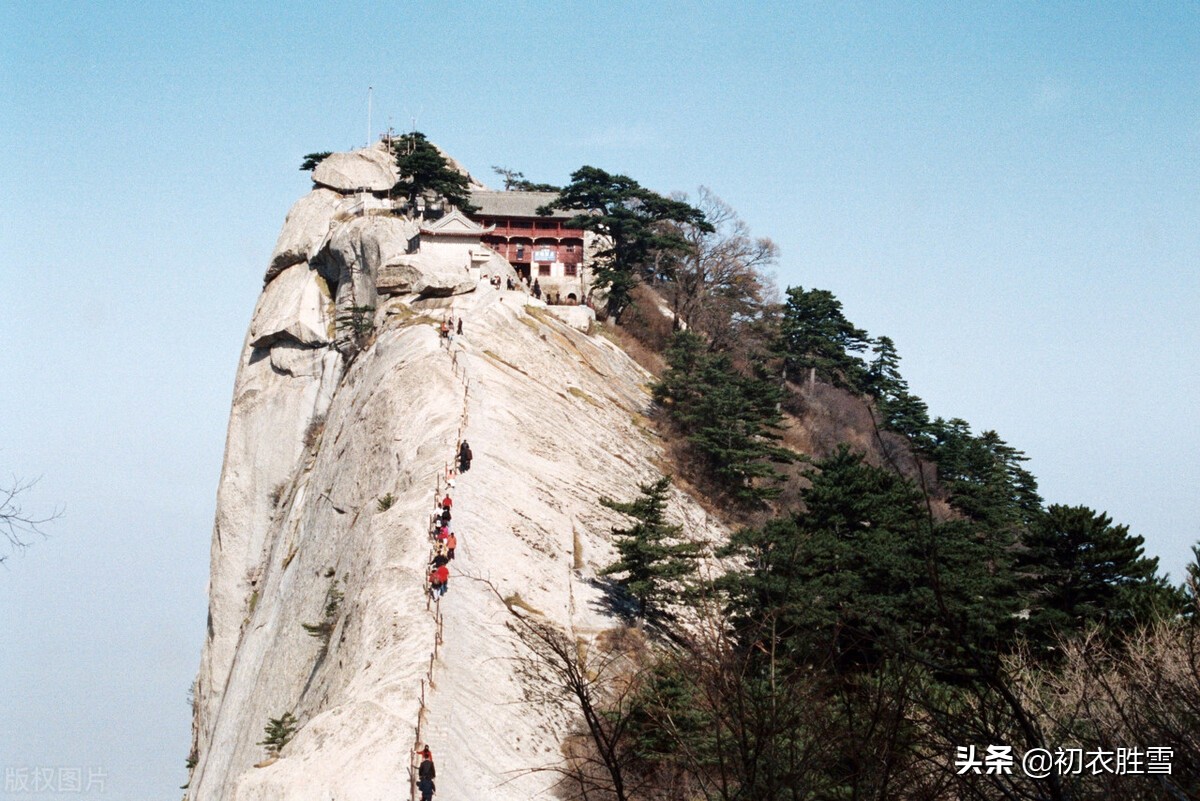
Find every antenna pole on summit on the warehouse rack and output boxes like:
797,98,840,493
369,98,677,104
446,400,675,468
367,86,373,146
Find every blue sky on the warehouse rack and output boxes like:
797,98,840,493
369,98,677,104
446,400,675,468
2,3,1197,797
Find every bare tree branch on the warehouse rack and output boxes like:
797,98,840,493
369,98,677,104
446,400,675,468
1,475,61,563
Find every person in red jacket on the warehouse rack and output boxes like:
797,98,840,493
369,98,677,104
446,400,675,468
441,494,452,511
431,564,449,597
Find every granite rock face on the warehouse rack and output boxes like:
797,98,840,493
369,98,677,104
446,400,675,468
248,263,334,349
189,146,719,801
265,189,344,284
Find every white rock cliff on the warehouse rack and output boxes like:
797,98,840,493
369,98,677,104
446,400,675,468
189,148,724,801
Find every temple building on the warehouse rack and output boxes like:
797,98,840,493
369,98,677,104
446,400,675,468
469,191,591,303
412,208,495,270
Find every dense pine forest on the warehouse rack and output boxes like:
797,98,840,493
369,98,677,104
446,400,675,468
519,166,1200,801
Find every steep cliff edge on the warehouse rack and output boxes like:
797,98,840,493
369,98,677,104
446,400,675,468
190,170,726,800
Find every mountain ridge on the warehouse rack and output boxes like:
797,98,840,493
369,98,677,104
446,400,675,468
188,180,728,798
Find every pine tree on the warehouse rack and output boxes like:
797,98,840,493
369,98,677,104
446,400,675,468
651,330,707,414
257,712,297,758
391,132,477,213
540,166,711,321
299,151,332,172
1017,504,1180,648
685,359,793,502
924,418,1041,533
865,336,932,441
654,332,793,504
777,286,871,390
491,165,560,192
1185,543,1200,616
599,477,702,619
721,446,1017,671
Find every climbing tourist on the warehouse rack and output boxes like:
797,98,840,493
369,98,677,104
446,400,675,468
533,278,542,300
456,318,463,335
418,775,435,801
431,552,448,569
458,440,472,473
440,318,450,339
440,508,451,525
428,565,444,597
418,752,436,783
414,744,433,764
446,532,457,561
441,494,452,511
433,564,449,597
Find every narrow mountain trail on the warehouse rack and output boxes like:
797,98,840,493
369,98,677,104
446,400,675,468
407,306,564,801
191,274,729,800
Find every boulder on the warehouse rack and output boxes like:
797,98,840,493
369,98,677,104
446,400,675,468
377,254,476,297
545,304,596,333
312,146,398,193
265,189,343,283
248,263,334,349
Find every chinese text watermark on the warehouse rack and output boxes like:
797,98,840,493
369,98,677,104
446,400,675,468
955,745,1173,777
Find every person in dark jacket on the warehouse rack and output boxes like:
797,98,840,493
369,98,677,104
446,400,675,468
458,440,472,473
418,776,435,801
418,754,436,783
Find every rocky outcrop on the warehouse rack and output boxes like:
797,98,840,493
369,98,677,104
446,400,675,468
326,216,412,312
190,277,727,801
191,143,705,801
248,263,334,349
377,254,475,297
312,145,398,193
265,189,344,283
195,331,343,759
545,303,596,332
325,215,479,305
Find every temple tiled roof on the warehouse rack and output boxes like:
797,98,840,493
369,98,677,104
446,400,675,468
469,191,576,219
